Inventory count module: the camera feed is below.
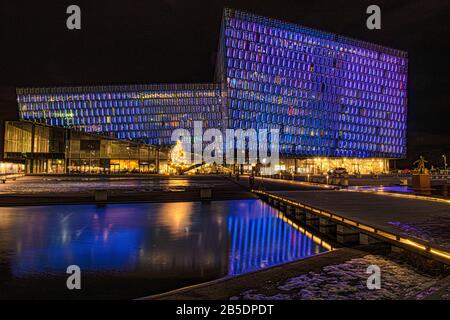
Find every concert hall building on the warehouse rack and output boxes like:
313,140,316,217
10,8,408,174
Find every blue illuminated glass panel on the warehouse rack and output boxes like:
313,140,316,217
216,9,408,158
17,84,222,146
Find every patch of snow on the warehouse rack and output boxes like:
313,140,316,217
231,254,439,300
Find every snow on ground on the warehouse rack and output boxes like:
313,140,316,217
0,176,223,195
389,218,450,251
231,254,440,300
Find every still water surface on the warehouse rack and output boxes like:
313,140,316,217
0,200,328,299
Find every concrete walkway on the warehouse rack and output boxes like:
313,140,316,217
267,189,450,254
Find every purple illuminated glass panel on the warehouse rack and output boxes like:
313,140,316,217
216,9,408,158
17,84,222,146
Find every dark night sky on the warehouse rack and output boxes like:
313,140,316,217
0,0,449,165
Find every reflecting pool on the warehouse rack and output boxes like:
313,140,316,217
0,200,329,299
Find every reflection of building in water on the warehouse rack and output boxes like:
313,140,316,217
1,200,329,291
1,203,229,279
227,211,329,275
155,202,194,238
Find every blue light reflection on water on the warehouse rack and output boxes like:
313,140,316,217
227,213,323,275
0,200,327,297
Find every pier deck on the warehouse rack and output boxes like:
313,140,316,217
255,188,450,263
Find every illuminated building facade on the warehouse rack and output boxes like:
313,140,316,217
216,9,408,173
14,9,408,174
17,84,223,146
3,121,161,174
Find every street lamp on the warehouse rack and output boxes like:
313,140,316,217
443,154,448,171
261,158,267,189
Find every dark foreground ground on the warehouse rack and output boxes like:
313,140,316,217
143,246,450,300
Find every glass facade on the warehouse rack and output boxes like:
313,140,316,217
4,121,160,174
15,9,408,164
216,9,408,159
17,84,223,146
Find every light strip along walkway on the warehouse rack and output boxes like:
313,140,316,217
251,185,450,264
